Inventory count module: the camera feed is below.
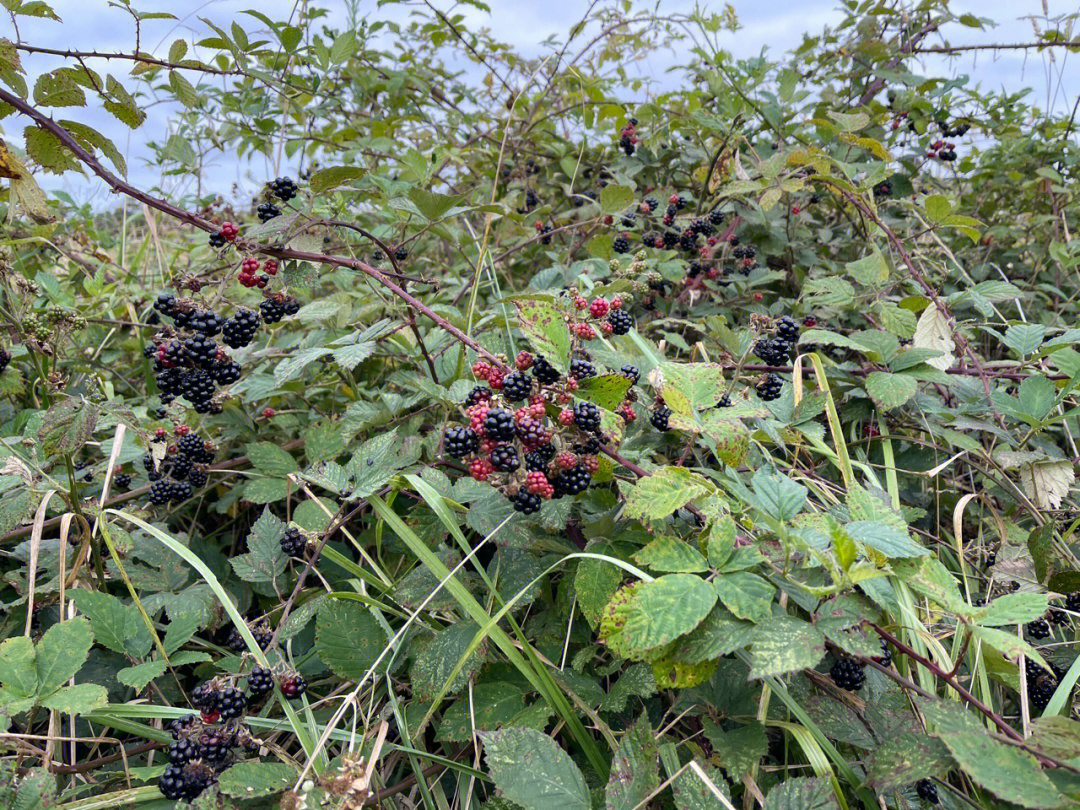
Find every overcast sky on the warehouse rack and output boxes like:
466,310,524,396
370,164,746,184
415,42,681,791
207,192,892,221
7,0,1078,205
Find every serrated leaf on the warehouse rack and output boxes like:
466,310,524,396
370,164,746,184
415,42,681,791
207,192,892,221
864,371,917,410
706,721,768,781
600,184,635,214
68,591,151,659
576,374,631,411
803,276,855,307
606,715,658,810
599,664,657,713
633,536,707,573
913,306,955,371
845,520,927,558
480,727,591,810
866,732,952,790
844,252,889,287
218,762,296,798
1016,375,1056,421
117,660,167,691
40,682,107,714
624,467,712,520
437,682,526,742
763,777,839,810
713,572,775,623
315,599,385,681
976,592,1050,626
309,165,365,193
229,507,287,584
674,605,755,663
346,428,405,498
1004,323,1046,357
275,347,332,384
513,297,572,373
0,636,37,698
968,626,1048,670
749,615,825,678
411,621,486,702
332,341,375,371
599,575,717,658
35,616,94,697
1019,460,1074,510
751,467,807,521
924,194,952,224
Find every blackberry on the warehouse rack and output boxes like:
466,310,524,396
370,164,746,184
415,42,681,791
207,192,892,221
525,446,555,472
217,686,247,720
756,374,783,402
873,180,893,200
182,369,216,405
717,393,730,408
270,176,298,201
156,368,184,396
662,230,679,249
874,637,893,667
651,407,671,432
621,213,636,228
613,234,631,254
665,204,678,219
1066,591,1080,613
754,336,793,366
251,621,273,649
247,667,274,700
281,527,306,556
573,402,602,433
283,298,300,317
707,209,725,226
915,779,939,804
502,370,532,401
114,473,132,489
464,386,492,407
643,196,658,211
188,310,223,337
189,468,208,488
209,231,226,248
538,224,553,244
829,657,865,691
1029,673,1057,710
619,135,635,155
213,360,242,385
169,714,197,738
154,293,178,317
177,433,204,457
483,409,516,442
608,309,634,335
444,426,480,459
490,443,521,472
394,245,408,262
168,738,198,765
159,763,188,801
260,298,285,324
197,729,231,762
532,356,561,385
516,418,547,446
142,343,157,359
257,201,281,222
191,682,218,712
776,316,799,341
986,550,996,567
512,489,543,514
170,480,193,502
170,455,192,481
1027,618,1051,640
553,464,591,496
155,406,169,419
569,359,596,379
148,479,172,505
280,674,307,698
574,435,601,455
222,309,260,348
620,365,640,384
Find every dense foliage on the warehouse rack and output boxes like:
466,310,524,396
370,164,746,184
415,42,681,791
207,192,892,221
1,1,1080,808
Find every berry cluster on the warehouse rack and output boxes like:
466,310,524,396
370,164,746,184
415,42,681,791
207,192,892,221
280,526,307,557
873,180,893,199
1025,657,1067,710
534,220,554,244
269,176,298,201
209,221,239,247
753,316,800,366
260,294,301,324
237,257,278,289
144,428,215,506
926,139,957,162
0,347,10,375
829,657,866,691
442,298,638,513
619,117,639,156
256,201,281,222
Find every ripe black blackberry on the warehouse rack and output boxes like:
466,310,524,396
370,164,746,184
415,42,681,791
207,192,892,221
651,406,671,431
159,763,189,801
155,406,169,419
569,359,596,379
192,682,218,712
170,480,193,502
169,713,197,738
168,738,198,765
247,667,274,700
260,298,285,324
464,386,492,407
621,213,636,228
176,433,203,458
483,409,516,442
776,316,799,341
182,369,216,406
1027,618,1051,639
257,202,281,222
532,356,561,384
189,468,208,488
114,472,132,489
707,209,725,226
1066,591,1080,613
553,464,591,496
538,224,554,244
678,231,697,253
608,309,634,335
525,445,556,471
196,729,231,762
209,231,226,248
573,402,602,433
574,435,602,455
280,674,307,698
619,135,635,155
148,479,172,505
874,637,893,667
213,360,242,385
643,196,658,212
251,621,273,649
665,203,678,219
188,310,224,337
717,393,731,408
915,779,939,804
756,374,783,402
985,550,996,566
873,180,893,200
222,309,259,348
754,336,793,366
490,443,521,472
270,176,298,201
620,365,640,384
829,657,865,691
142,343,157,360
0,348,11,374
170,455,192,481
1029,673,1057,710
154,293,179,317
662,230,679,249
217,687,247,720
613,234,631,254
502,370,532,401
281,526,306,556
512,489,543,514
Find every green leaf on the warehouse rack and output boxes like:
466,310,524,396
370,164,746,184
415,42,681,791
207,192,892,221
479,727,591,810
976,592,1050,626
660,362,726,413
229,507,287,585
606,715,659,810
699,414,750,467
242,477,288,503
844,251,889,287
749,616,825,678
674,605,756,663
624,467,712,520
574,546,623,629
845,520,927,558
751,467,807,521
407,187,465,220
633,536,707,573
513,297,572,373
713,572,775,622
218,762,296,798
168,70,197,107
0,636,37,698
309,165,366,193
244,442,299,476
314,599,385,681
1004,324,1046,357
68,590,151,658
40,682,107,713
117,660,168,691
35,616,94,697
438,682,526,742
576,374,632,411
706,721,768,781
968,625,1048,670
410,621,486,702
866,732,953,790
600,575,717,659
599,664,657,713
1016,375,1056,420
274,347,332,384
891,557,973,616
38,398,97,458
669,760,730,810
600,184,635,214
864,371,917,410
924,194,952,224
763,777,839,810
345,429,406,498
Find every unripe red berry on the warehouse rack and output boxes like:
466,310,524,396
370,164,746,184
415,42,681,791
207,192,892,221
559,408,574,426
469,457,494,481
155,428,166,439
176,424,190,436
515,351,534,370
753,292,763,301
472,361,492,380
263,259,278,275
603,215,613,225
669,194,679,204
804,316,817,327
262,407,275,419
242,257,259,274
589,298,609,318
574,296,588,310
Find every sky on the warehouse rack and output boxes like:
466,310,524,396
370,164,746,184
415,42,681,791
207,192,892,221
5,0,1078,206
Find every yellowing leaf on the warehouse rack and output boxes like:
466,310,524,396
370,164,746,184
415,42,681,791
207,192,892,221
1019,460,1074,510
913,305,955,371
